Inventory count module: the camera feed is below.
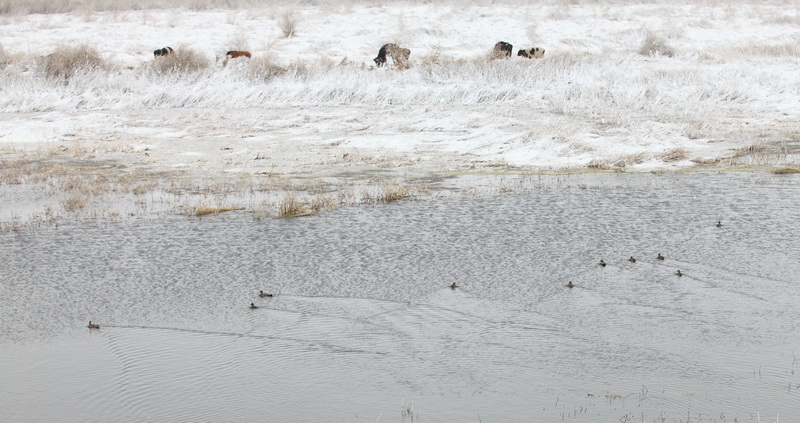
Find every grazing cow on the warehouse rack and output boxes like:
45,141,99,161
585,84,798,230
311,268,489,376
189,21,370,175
153,47,174,58
223,50,252,67
493,41,513,58
373,43,394,67
518,47,545,59
373,43,411,69
392,47,411,70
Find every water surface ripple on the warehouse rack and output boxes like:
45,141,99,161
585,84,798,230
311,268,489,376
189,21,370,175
1,173,799,422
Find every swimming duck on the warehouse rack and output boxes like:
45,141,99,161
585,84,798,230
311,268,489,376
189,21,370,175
88,321,100,329
259,290,273,298
599,260,606,267
565,281,575,288
657,253,664,260
450,282,458,290
249,303,259,309
628,256,636,263
716,221,723,227
675,270,683,277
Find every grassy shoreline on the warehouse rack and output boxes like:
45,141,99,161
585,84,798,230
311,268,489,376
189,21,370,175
2,141,797,233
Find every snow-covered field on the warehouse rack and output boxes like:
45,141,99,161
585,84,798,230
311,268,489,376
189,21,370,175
1,0,800,228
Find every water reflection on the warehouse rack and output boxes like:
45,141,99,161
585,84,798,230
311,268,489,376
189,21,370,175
1,173,799,422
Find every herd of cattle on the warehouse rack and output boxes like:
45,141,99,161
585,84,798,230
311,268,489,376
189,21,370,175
152,41,544,68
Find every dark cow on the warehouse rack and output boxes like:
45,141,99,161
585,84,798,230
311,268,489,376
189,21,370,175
153,47,174,58
373,43,411,69
223,50,252,67
373,43,395,67
493,41,513,58
518,47,545,59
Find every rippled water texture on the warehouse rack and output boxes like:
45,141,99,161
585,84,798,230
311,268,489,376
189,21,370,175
2,173,799,422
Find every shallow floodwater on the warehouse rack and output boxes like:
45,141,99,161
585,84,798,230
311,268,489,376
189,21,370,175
1,173,799,422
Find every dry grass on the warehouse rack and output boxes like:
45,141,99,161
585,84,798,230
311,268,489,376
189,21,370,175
39,44,107,80
638,33,675,58
310,194,337,213
278,192,313,217
60,175,110,196
587,152,648,169
658,148,688,162
586,159,611,170
733,142,770,157
380,184,411,203
190,205,243,216
735,42,800,58
0,44,11,69
684,120,711,140
771,167,800,174
279,11,297,38
62,194,86,212
148,46,211,75
247,56,288,81
0,0,71,14
691,157,721,166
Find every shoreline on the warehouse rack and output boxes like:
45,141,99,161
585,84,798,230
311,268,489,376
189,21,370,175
2,137,797,233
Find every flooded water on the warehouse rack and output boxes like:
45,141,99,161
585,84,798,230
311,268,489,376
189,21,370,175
1,172,799,422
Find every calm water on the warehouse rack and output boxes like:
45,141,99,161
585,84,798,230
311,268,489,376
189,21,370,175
1,173,799,422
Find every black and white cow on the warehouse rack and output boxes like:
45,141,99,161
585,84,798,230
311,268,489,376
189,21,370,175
374,43,411,69
153,47,174,58
518,47,545,59
493,41,513,58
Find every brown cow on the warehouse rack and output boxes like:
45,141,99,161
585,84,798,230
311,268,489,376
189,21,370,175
223,50,252,67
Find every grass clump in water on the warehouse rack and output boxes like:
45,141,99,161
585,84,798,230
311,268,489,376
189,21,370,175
190,206,242,216
381,184,411,203
278,193,315,218
771,167,800,174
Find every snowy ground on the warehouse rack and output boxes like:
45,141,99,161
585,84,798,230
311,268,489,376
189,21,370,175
1,0,800,228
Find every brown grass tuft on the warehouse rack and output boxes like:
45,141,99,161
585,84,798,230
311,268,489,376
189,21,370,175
40,44,107,80
247,56,287,81
658,148,687,162
310,194,337,213
381,184,411,203
771,167,800,174
62,194,86,212
639,33,675,58
149,46,211,75
278,193,313,217
190,206,243,216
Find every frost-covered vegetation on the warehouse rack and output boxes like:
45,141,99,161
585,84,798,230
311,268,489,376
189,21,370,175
1,0,800,229
0,51,792,114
